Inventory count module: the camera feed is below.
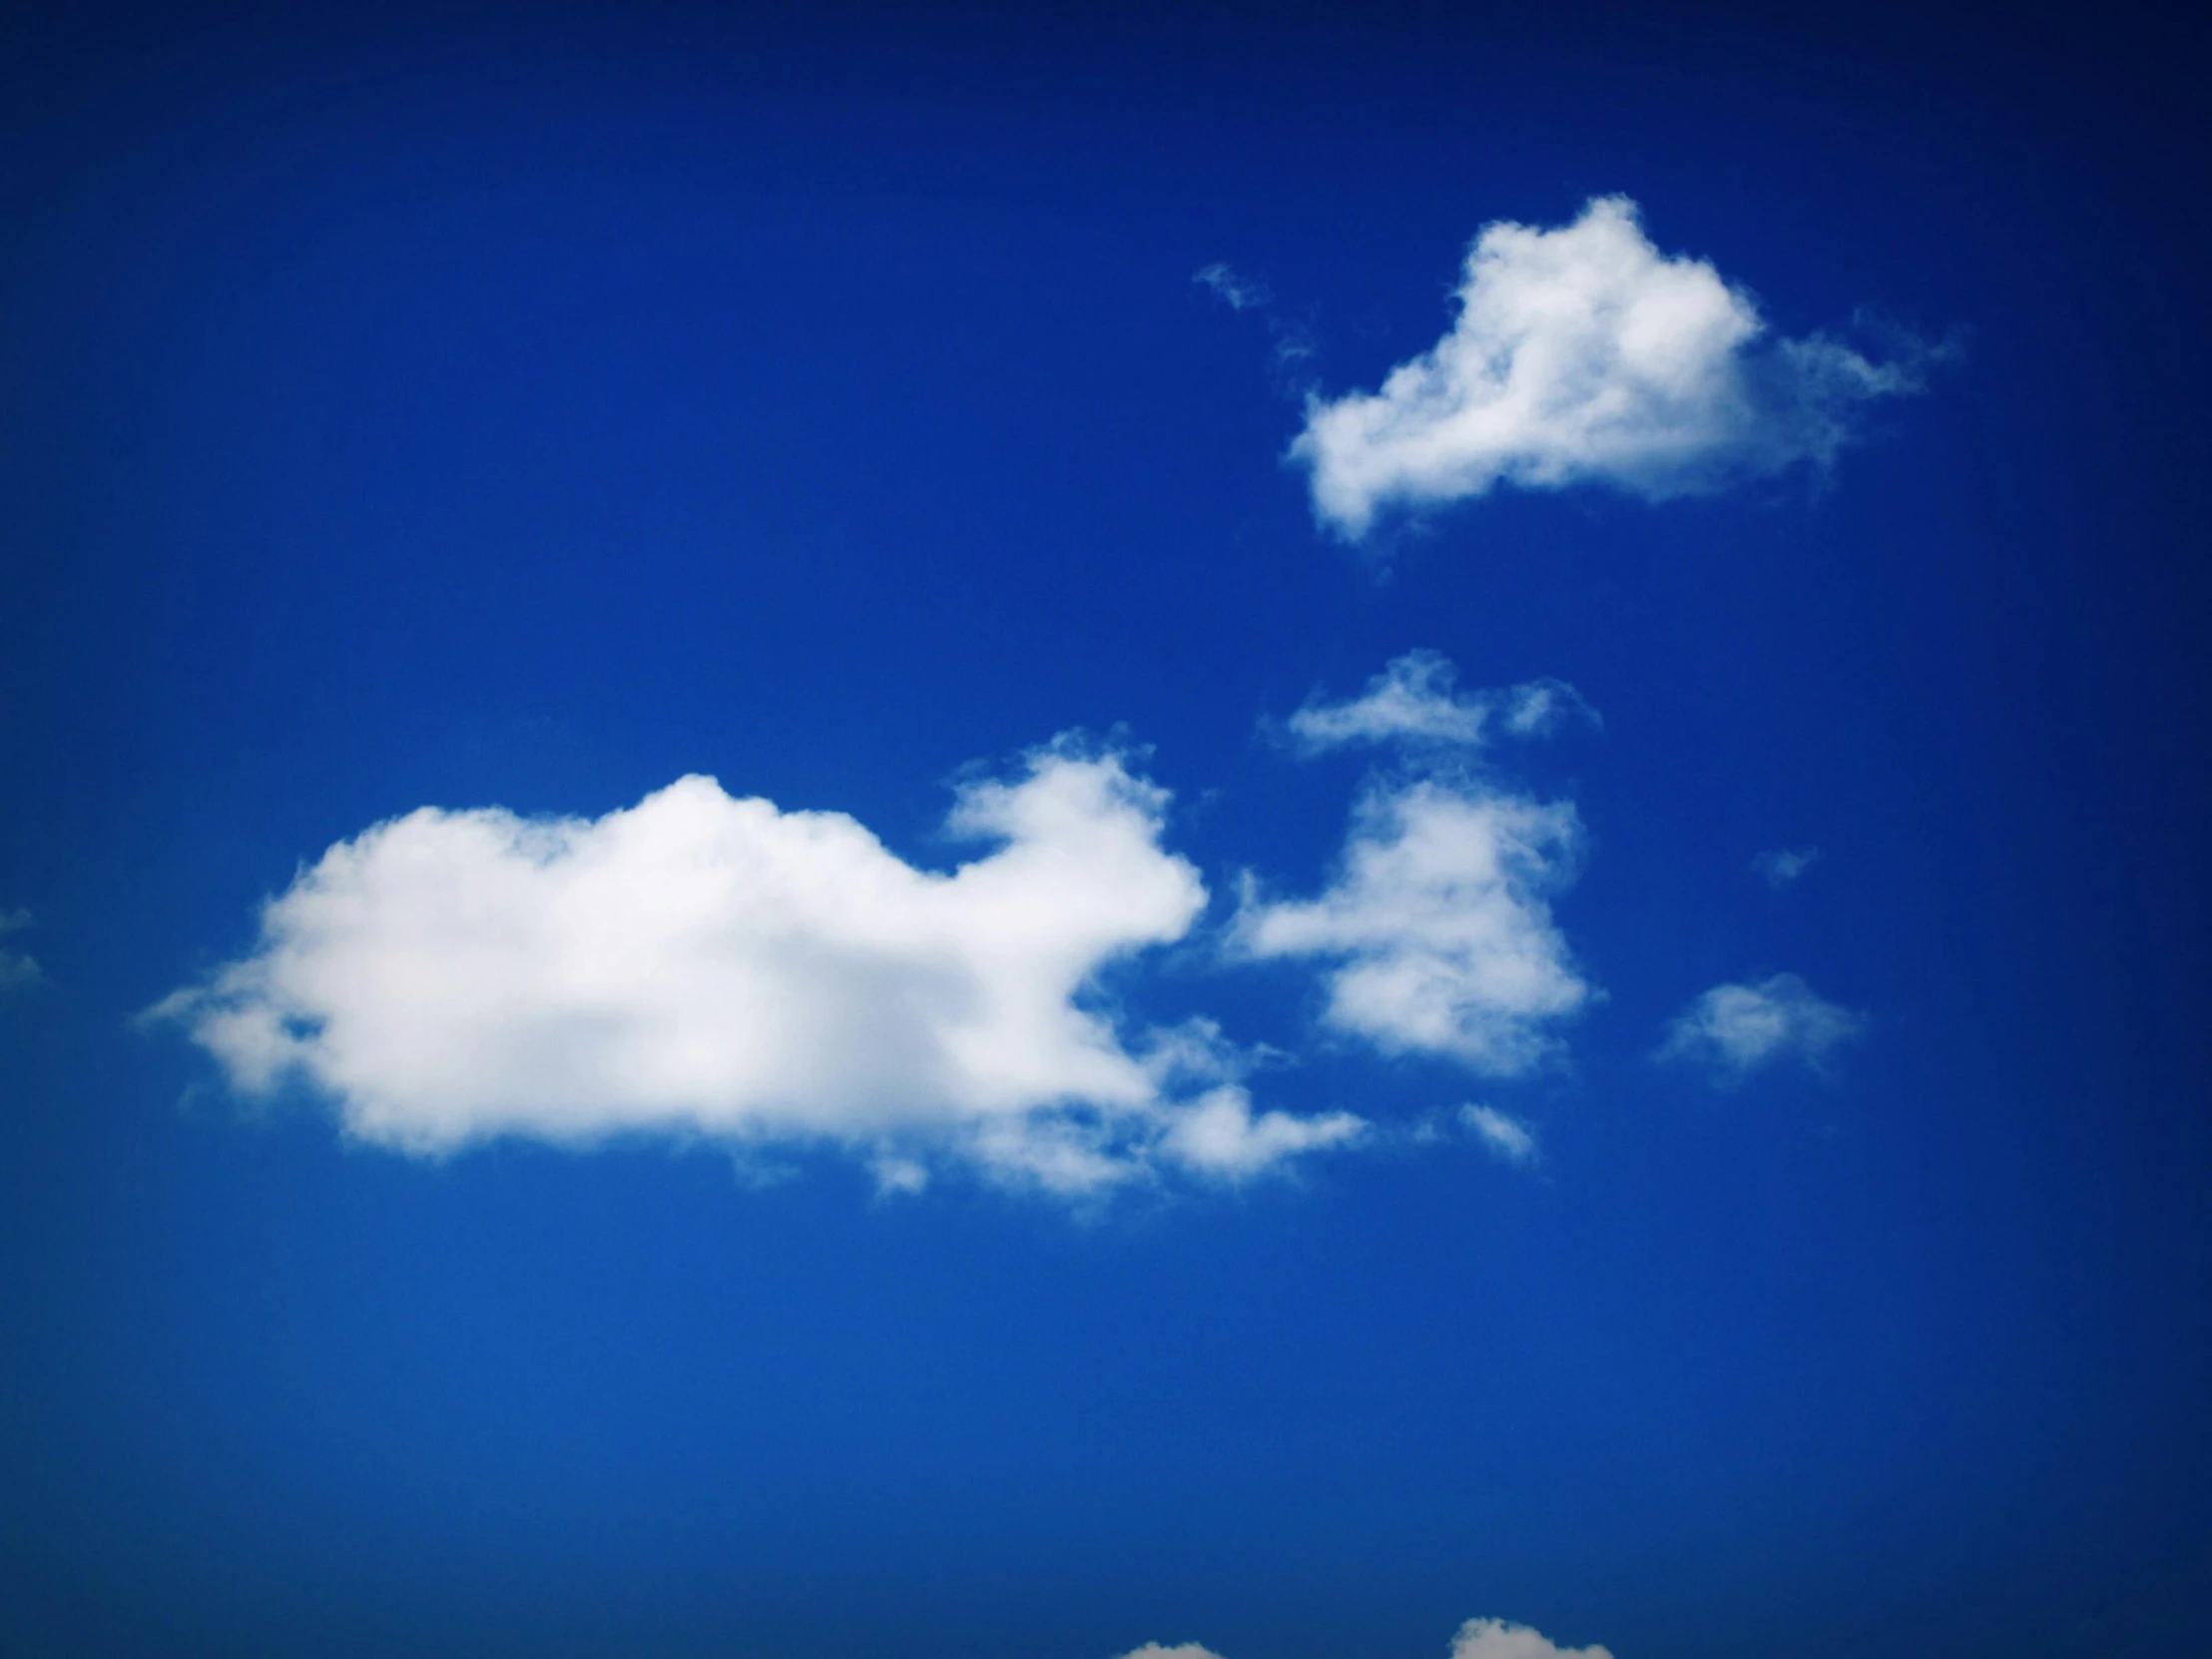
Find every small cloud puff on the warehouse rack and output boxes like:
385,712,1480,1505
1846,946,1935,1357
1461,1103,1539,1165
1751,845,1820,888
0,906,43,991
1285,651,1596,756
153,745,1361,1197
1234,778,1590,1074
1660,972,1864,1083
1292,195,1935,538
1161,1088,1367,1177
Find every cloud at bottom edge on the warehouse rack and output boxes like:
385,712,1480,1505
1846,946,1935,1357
1111,1618,1615,1659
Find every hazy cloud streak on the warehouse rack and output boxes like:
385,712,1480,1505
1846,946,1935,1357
1285,651,1595,756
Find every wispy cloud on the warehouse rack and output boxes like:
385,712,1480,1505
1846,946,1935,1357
152,744,1361,1196
1197,260,1320,380
1194,262,1273,311
1497,678,1599,739
1460,1103,1539,1165
1284,651,1596,756
1292,195,1938,538
0,907,43,991
1751,845,1820,888
1659,972,1864,1083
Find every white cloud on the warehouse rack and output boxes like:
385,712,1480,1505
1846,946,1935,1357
1660,972,1864,1082
1161,1087,1366,1176
153,744,1362,1194
0,906,42,990
1195,262,1272,311
1751,845,1820,888
1292,195,1932,537
1449,1618,1615,1659
1497,678,1598,739
1286,651,1596,756
1235,778,1590,1072
1460,1103,1538,1165
1289,651,1486,750
1110,1620,1609,1659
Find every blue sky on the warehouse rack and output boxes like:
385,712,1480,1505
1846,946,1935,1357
2,5,2208,1656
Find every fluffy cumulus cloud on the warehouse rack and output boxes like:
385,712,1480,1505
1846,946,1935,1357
0,907,42,990
1660,972,1864,1082
158,657,1603,1191
1285,651,1595,756
154,745,1362,1194
1235,778,1590,1072
1292,195,1932,537
1111,1620,1610,1659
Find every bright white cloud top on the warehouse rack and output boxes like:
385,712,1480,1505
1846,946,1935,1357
1286,650,1595,755
1292,195,1929,537
1111,1619,1612,1659
1236,779,1589,1072
1660,972,1864,1082
155,744,1362,1193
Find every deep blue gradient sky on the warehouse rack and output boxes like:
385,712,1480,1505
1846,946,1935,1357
2,6,2208,1656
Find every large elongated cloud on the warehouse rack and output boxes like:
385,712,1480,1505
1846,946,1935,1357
155,746,1362,1192
1293,195,1929,537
